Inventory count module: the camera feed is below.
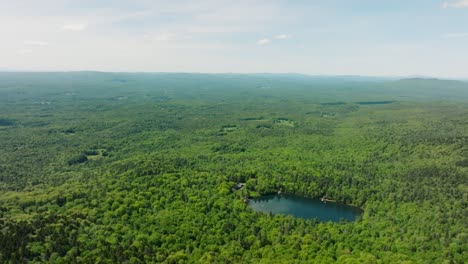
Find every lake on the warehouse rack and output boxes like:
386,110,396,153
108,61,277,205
249,194,362,222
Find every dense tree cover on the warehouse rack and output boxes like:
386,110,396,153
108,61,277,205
0,73,467,263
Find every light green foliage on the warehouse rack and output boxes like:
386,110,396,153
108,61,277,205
0,73,467,263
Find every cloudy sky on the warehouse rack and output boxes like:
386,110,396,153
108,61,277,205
1,0,468,78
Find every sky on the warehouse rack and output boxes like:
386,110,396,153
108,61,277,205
1,0,468,78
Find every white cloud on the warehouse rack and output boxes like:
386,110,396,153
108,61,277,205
23,40,49,46
257,38,271,45
443,32,468,38
275,34,291,39
62,23,87,31
442,0,468,8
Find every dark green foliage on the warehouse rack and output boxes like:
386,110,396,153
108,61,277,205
0,118,14,126
275,117,292,121
355,100,397,105
212,143,246,153
63,128,76,134
240,116,265,121
0,73,467,263
83,150,99,156
67,153,88,165
456,159,468,167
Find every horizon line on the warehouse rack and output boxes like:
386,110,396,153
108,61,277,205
0,70,467,81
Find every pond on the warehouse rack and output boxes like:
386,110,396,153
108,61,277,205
249,194,362,222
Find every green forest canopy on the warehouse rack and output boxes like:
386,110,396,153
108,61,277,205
0,73,467,263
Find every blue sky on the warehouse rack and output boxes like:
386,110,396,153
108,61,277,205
1,0,468,78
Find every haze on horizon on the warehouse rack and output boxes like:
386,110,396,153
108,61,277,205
1,0,468,79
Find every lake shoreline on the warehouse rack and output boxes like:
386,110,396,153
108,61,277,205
249,193,363,222
248,192,364,211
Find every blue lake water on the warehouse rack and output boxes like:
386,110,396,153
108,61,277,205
249,194,362,222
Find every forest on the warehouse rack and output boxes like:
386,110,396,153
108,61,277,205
0,72,467,263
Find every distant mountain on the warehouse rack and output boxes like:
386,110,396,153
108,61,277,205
396,77,465,83
391,77,468,89
1,72,467,103
370,77,468,101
